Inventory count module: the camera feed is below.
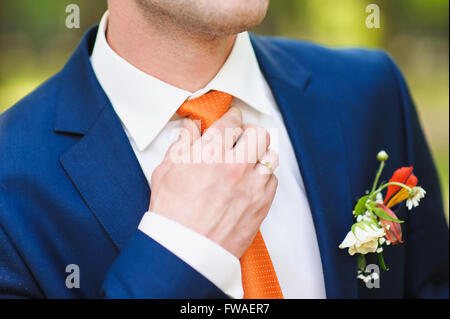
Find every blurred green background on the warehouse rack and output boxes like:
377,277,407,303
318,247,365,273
0,0,448,217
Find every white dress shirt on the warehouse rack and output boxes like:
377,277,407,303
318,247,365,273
90,11,326,299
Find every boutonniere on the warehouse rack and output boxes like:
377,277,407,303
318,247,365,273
339,150,426,282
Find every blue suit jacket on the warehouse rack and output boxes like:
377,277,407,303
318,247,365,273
0,26,448,299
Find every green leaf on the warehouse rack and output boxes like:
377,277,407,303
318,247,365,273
373,208,404,223
354,195,370,215
378,252,389,271
365,200,377,210
357,254,366,272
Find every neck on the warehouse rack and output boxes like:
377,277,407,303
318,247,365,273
106,4,236,93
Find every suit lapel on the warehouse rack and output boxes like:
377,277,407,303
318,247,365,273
56,27,150,250
251,34,357,298
59,105,150,251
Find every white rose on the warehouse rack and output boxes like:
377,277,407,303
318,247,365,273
339,222,385,255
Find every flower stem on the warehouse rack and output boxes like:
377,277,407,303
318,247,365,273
371,161,385,193
378,252,389,271
370,181,413,200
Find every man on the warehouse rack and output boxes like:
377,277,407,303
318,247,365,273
0,0,448,298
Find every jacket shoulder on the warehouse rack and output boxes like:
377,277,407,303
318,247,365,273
253,34,398,89
253,34,406,127
0,72,65,175
0,73,61,138
256,35,393,72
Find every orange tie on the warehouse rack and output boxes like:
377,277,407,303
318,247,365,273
177,90,284,299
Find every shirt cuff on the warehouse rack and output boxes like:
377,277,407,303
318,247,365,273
138,212,244,299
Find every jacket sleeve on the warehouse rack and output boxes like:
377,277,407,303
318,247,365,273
100,230,229,299
382,52,449,298
0,205,228,299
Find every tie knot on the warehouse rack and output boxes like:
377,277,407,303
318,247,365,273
176,91,233,134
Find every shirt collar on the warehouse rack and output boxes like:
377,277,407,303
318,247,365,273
90,11,272,151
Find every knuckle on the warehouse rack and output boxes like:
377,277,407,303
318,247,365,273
228,108,242,126
233,107,243,121
243,123,257,131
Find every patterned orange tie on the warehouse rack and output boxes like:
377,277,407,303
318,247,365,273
177,90,284,299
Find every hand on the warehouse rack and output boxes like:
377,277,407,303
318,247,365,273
149,107,279,258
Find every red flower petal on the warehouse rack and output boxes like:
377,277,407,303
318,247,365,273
384,166,418,208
